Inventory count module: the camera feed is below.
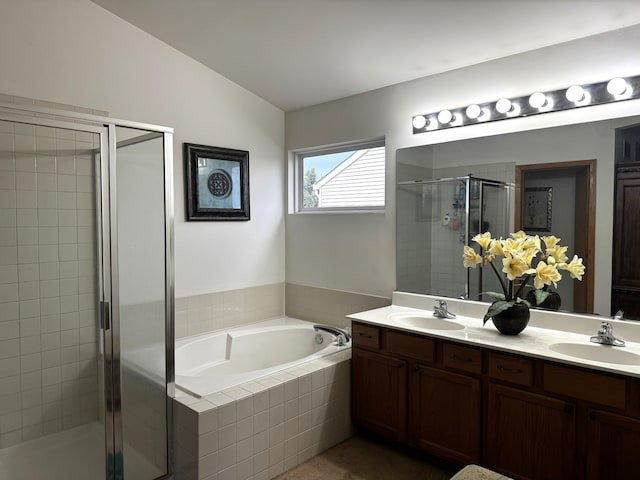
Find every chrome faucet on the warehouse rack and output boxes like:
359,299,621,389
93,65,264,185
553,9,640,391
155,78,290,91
590,321,625,347
313,324,351,346
433,299,456,319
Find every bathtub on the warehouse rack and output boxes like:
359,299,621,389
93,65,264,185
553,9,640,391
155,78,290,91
175,317,350,397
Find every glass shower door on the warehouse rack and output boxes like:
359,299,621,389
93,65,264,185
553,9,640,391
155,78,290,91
111,126,171,479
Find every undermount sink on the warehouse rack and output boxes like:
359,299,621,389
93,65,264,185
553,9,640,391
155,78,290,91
548,342,640,365
389,313,465,331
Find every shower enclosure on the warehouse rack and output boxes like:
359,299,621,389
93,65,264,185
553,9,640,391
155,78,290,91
397,175,513,301
0,103,174,479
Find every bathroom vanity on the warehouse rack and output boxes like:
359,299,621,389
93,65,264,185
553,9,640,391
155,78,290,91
348,293,640,480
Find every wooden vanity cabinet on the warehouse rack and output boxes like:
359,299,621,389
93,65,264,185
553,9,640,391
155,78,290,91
351,320,640,479
351,322,481,463
409,364,481,464
485,384,576,480
351,347,407,441
586,409,640,479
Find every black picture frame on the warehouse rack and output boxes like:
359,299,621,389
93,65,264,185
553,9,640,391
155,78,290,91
523,186,552,231
184,143,250,221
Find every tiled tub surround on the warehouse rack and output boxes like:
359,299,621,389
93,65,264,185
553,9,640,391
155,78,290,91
175,283,285,339
176,283,390,340
172,284,387,478
0,119,100,448
176,318,348,398
174,349,352,480
285,283,390,329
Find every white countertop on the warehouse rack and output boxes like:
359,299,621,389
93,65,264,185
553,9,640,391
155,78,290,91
347,292,640,378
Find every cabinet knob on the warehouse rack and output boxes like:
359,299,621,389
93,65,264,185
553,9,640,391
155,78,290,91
564,404,574,414
589,412,597,421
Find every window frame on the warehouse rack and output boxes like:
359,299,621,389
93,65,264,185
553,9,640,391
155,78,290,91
293,137,386,214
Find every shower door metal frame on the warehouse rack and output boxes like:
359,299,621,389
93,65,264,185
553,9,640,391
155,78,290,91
0,102,175,480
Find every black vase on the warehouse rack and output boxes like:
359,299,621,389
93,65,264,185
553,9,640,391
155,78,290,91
491,302,530,335
525,289,562,311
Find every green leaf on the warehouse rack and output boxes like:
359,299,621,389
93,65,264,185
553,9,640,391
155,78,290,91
483,300,516,325
481,291,506,301
531,289,550,305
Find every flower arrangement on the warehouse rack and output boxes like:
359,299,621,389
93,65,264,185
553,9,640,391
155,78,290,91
463,231,585,325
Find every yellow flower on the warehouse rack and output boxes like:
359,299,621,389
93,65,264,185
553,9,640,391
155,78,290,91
488,238,505,257
502,237,524,255
532,261,562,289
462,230,586,307
523,235,541,253
546,244,568,263
463,245,483,268
542,235,561,249
472,232,492,250
521,248,537,267
560,255,585,280
502,255,531,281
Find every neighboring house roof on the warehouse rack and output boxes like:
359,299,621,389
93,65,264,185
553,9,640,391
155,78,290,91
313,147,385,207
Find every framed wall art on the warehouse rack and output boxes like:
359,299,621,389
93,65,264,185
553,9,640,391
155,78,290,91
184,143,250,221
523,186,552,231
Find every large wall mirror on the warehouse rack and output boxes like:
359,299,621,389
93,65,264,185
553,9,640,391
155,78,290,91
396,113,640,318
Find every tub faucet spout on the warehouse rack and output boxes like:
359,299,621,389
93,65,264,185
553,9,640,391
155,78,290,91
313,324,351,346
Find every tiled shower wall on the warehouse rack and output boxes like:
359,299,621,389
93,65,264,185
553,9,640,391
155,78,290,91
0,119,100,448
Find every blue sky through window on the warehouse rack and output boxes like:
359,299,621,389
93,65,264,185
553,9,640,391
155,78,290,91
304,151,352,180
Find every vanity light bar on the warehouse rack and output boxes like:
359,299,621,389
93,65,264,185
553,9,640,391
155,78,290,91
412,75,640,134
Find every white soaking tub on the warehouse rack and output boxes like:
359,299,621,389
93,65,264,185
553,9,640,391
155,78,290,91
175,317,350,397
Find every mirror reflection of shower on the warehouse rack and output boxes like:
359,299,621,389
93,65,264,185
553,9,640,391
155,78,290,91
397,175,513,302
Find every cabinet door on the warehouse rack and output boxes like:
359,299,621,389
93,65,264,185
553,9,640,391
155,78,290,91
586,409,640,479
351,347,407,441
486,384,575,480
613,175,640,289
409,364,481,464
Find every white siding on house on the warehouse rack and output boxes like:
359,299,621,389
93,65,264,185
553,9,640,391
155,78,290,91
314,147,385,207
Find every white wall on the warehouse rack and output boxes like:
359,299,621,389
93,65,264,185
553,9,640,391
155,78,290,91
0,0,285,297
285,24,640,298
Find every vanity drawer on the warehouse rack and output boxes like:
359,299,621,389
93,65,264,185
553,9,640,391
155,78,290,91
489,352,533,387
543,364,626,409
386,330,435,363
442,342,482,374
352,322,381,350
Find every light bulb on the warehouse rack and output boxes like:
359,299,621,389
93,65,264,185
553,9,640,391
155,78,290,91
607,77,629,97
496,98,512,114
566,85,585,103
466,104,481,119
437,109,453,124
529,92,548,109
412,115,427,129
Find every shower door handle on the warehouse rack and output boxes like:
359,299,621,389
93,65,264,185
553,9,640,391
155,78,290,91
101,301,111,331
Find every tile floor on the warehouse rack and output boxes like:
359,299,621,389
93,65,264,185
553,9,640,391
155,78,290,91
274,434,456,480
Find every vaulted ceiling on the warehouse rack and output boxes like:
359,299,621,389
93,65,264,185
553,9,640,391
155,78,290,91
91,0,640,111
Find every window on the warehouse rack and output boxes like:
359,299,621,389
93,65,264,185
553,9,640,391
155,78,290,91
294,138,385,212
